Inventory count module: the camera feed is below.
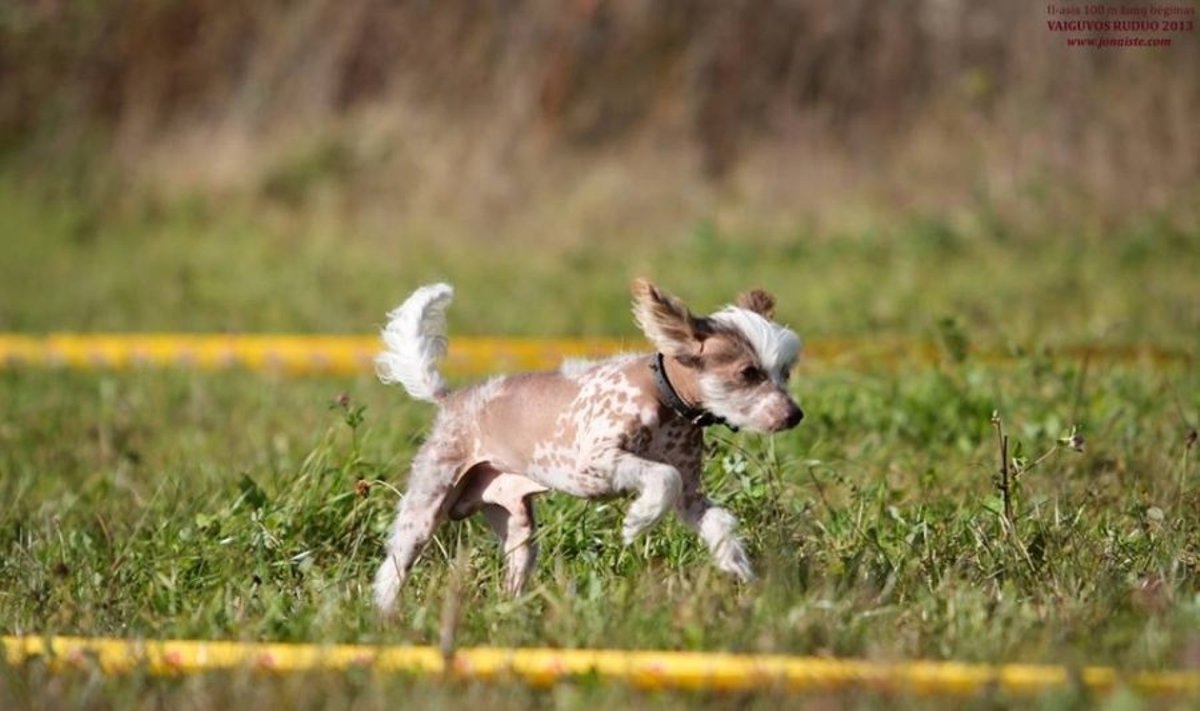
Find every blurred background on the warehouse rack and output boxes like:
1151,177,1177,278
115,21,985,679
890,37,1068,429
1,0,1197,343
3,3,1200,673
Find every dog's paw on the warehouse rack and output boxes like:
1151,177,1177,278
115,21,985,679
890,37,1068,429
716,542,755,582
621,511,658,545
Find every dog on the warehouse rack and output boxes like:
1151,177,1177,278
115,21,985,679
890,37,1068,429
372,279,803,614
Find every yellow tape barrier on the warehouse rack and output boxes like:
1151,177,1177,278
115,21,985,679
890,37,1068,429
0,334,1189,376
3,636,1199,696
0,334,629,377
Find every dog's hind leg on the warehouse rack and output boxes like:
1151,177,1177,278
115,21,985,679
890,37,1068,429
482,499,538,596
478,473,545,596
372,445,460,615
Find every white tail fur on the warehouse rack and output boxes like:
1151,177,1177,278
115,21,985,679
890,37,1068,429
375,283,454,402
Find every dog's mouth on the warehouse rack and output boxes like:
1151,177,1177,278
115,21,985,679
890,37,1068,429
724,411,804,434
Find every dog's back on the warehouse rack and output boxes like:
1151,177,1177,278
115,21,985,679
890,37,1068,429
436,355,662,497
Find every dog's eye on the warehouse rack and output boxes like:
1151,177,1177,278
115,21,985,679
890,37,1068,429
740,365,765,383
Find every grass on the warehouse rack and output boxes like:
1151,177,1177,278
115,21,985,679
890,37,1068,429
1,178,1199,708
1,178,1198,349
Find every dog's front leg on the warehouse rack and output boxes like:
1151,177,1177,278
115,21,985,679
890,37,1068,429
613,454,684,544
676,471,754,582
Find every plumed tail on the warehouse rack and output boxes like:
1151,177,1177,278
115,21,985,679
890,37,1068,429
375,283,454,403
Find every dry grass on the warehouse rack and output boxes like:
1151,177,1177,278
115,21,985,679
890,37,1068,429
2,0,1197,244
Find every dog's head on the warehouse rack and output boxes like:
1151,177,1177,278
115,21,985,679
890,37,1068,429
632,279,803,433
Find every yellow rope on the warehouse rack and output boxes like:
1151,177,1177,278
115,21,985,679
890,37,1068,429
3,636,1198,696
0,334,630,376
0,334,1187,375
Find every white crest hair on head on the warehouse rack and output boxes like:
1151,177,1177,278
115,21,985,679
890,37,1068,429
375,283,454,402
709,306,802,374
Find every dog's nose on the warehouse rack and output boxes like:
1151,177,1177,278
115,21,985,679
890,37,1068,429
784,404,804,429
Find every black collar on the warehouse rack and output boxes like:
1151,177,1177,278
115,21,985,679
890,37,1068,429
649,352,737,431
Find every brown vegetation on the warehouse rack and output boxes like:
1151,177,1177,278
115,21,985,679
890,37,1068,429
2,0,1196,240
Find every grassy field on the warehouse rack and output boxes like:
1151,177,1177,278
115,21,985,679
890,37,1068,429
1,178,1199,709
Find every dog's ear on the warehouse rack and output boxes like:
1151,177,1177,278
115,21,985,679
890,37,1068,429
736,288,776,319
631,278,711,360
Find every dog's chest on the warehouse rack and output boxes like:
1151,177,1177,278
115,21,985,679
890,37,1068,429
621,419,702,468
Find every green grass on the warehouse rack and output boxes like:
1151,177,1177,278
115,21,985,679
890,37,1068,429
2,179,1198,350
1,179,1199,708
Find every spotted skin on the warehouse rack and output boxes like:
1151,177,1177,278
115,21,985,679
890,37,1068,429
373,281,803,615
